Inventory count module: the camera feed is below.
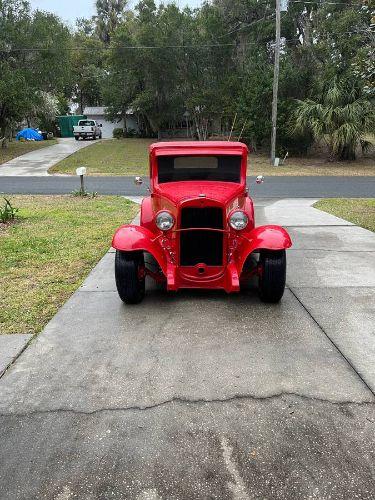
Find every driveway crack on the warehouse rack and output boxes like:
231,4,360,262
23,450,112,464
0,391,374,418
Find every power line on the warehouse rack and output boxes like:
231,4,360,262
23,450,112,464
2,43,236,52
2,40,305,52
219,12,275,38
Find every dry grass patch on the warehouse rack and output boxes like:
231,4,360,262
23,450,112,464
250,154,375,176
0,195,138,335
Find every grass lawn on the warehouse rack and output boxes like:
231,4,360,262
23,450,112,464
49,138,375,176
0,139,58,165
49,138,153,176
0,195,138,335
314,199,375,232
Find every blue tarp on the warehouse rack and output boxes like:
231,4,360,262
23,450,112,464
16,128,44,141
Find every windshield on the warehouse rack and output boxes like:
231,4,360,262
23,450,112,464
157,155,242,183
79,120,95,126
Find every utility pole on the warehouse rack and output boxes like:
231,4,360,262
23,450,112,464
270,0,281,165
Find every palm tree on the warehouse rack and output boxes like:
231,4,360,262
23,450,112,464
293,79,374,160
95,0,127,44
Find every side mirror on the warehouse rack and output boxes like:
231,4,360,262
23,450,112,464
256,175,264,184
134,176,143,185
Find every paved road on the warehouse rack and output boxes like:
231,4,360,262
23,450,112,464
1,175,375,197
0,138,95,176
1,199,375,499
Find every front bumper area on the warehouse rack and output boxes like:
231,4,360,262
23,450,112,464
112,223,291,294
164,261,240,293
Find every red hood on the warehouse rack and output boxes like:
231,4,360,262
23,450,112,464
154,181,244,205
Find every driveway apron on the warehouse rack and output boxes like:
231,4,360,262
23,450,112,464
0,199,374,499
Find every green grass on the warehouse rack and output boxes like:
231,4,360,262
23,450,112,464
0,195,138,335
49,138,375,176
0,139,58,165
49,138,153,176
314,199,375,232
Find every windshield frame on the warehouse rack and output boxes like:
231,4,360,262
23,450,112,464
149,142,248,192
156,154,242,184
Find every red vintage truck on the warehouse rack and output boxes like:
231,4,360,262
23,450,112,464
112,141,292,303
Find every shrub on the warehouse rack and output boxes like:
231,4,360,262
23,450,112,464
124,128,138,138
71,189,98,198
0,198,18,223
113,128,125,139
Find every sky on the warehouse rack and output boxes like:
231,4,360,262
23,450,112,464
29,0,96,25
29,0,202,26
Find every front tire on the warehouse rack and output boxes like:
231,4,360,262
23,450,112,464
258,250,286,303
115,251,145,304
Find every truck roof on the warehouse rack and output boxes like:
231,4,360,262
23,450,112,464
150,141,248,157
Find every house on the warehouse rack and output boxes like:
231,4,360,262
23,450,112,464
82,107,139,138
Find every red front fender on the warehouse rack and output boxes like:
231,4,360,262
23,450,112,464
112,225,167,275
238,225,292,274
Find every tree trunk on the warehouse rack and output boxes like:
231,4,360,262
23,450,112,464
339,145,356,161
1,125,8,148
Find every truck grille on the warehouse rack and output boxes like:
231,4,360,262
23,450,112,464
180,207,223,266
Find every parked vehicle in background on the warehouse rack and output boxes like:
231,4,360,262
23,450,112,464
73,120,102,141
112,141,292,304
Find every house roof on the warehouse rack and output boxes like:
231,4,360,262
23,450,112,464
83,107,106,116
83,107,134,116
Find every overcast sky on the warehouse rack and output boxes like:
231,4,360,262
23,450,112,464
29,0,202,26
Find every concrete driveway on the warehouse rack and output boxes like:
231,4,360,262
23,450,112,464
0,138,96,176
0,199,374,499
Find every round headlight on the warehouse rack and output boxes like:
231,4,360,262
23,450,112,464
156,211,175,231
229,210,248,231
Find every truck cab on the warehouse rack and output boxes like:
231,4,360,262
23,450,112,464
73,120,102,140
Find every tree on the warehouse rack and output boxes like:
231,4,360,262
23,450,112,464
71,29,106,113
0,0,72,145
293,79,374,160
93,0,375,156
95,0,128,43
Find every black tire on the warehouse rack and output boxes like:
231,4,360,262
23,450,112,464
115,251,145,304
93,134,97,140
99,133,102,139
258,250,286,303
74,136,79,141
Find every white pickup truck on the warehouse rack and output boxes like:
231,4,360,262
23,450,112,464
73,119,102,140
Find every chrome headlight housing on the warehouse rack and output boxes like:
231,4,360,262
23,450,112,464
229,210,248,231
155,211,175,231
